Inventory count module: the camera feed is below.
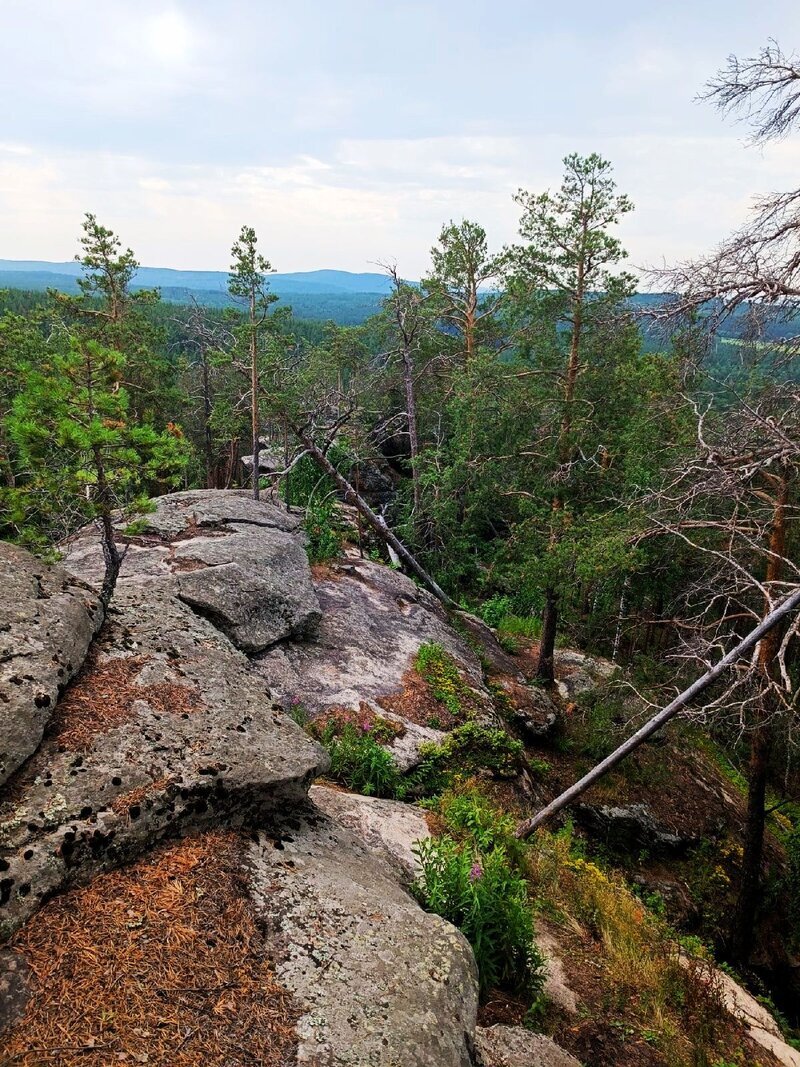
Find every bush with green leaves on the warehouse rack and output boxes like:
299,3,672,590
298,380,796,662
412,834,543,996
321,722,401,798
303,499,344,563
437,786,528,869
406,721,525,798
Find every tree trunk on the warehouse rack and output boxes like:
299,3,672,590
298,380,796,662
250,291,260,501
290,423,455,608
536,256,585,678
729,472,790,961
536,586,558,685
729,719,773,961
92,443,122,611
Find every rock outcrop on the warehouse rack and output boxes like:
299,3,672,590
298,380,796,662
249,807,478,1065
475,1024,581,1067
0,542,102,788
0,492,485,1066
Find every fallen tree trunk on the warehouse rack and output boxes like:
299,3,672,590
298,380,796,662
516,586,800,840
290,423,457,609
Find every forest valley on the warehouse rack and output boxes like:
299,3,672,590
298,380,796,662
0,39,799,1065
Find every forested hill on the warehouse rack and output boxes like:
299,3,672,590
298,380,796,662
0,259,393,323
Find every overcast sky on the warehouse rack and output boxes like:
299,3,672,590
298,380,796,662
2,1,799,277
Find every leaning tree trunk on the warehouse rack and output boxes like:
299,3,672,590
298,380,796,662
290,423,455,609
515,586,800,840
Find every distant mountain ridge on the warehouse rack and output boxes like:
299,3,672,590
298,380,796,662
0,260,396,296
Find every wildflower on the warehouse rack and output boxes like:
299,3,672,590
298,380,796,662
469,861,483,883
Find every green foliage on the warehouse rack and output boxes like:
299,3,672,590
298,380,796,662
479,595,513,629
437,786,527,869
414,642,469,718
321,722,401,798
303,499,344,563
413,834,543,996
409,722,525,798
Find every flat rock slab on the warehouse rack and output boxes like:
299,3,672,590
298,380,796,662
0,583,326,939
247,807,479,1066
0,542,102,787
135,488,303,536
476,1025,581,1067
309,784,431,879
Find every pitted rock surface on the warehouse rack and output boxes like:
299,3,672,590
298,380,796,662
247,807,479,1066
0,583,326,939
0,542,102,787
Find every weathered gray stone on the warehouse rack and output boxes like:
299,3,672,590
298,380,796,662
247,808,479,1066
575,802,691,856
60,492,321,654
309,784,431,879
476,1025,581,1067
254,554,489,714
0,583,327,939
174,524,321,652
133,488,303,537
0,543,103,787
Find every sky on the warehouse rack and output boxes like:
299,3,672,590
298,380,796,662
2,0,800,278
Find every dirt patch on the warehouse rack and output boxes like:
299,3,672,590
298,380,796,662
1,832,301,1067
378,667,464,731
49,639,203,752
169,557,209,573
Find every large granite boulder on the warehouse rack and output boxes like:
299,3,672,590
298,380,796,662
60,490,321,653
0,582,326,939
0,543,102,788
247,808,479,1066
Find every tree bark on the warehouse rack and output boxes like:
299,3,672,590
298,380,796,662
290,423,456,609
729,472,790,961
536,586,559,685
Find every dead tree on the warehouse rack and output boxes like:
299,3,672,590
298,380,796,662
642,40,800,959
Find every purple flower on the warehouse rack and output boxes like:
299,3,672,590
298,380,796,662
360,721,373,732
290,696,301,706
469,862,483,883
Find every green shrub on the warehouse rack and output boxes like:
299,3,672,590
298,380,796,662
322,723,401,797
413,835,543,996
497,614,542,640
303,499,344,563
438,786,528,869
480,595,513,628
415,642,471,719
408,722,524,798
